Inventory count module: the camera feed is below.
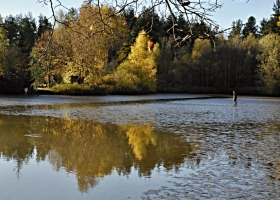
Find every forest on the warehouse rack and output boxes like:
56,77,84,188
1,1,280,95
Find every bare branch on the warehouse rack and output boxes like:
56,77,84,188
37,0,231,50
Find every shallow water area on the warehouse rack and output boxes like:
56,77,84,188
1,94,280,199
0,93,209,106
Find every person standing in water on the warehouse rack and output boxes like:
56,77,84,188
233,91,237,106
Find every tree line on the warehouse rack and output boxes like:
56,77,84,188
1,0,280,95
0,13,51,93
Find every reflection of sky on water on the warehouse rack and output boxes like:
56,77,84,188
1,95,280,199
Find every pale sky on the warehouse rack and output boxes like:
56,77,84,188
0,0,276,31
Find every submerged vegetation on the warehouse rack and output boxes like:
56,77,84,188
1,1,280,95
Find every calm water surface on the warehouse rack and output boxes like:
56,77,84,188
0,94,280,199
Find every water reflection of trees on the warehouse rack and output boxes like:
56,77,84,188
0,115,194,192
0,115,40,176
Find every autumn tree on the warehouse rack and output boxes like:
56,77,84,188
32,31,64,87
191,38,212,87
63,5,129,85
40,0,227,48
115,30,159,93
0,24,9,76
257,33,280,94
118,7,163,64
32,5,129,87
241,33,259,86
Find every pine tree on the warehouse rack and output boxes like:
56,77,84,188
242,16,258,38
260,18,271,36
260,0,280,36
37,14,52,39
2,15,20,45
228,19,243,38
267,0,280,34
18,13,37,54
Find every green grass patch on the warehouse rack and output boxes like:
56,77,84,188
50,83,112,95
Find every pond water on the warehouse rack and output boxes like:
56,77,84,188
0,94,280,199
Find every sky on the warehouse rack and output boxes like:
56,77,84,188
0,0,277,31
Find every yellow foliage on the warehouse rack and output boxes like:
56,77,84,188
0,115,194,193
115,30,159,92
0,27,9,75
68,5,129,85
34,5,129,86
192,38,212,64
124,124,157,160
257,33,280,92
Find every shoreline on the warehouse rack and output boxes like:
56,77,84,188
1,89,279,97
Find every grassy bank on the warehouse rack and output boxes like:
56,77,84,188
33,83,280,97
49,83,112,95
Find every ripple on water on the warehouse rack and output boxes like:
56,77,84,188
1,96,280,199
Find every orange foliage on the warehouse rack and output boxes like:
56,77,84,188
148,40,154,51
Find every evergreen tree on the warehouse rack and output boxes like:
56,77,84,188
186,20,211,51
260,18,271,36
273,0,280,15
124,8,137,31
164,14,190,40
260,0,280,36
18,13,37,54
37,14,52,38
29,48,47,85
228,19,243,38
164,14,176,37
2,15,20,45
242,16,258,38
64,7,78,25
177,14,190,36
130,7,163,43
267,0,280,34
